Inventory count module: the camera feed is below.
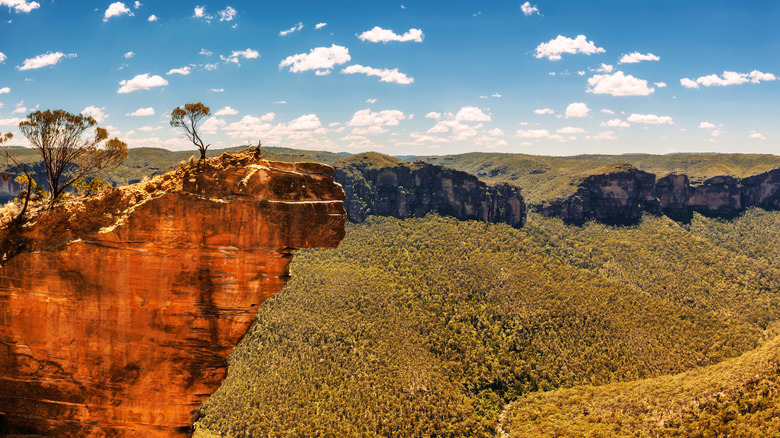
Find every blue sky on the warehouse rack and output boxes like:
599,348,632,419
0,0,778,156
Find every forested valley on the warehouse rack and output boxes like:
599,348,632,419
195,209,780,437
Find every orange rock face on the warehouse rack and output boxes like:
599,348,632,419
0,153,345,437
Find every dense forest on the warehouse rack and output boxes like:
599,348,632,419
194,209,780,437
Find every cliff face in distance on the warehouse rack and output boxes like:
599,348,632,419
535,164,780,225
334,153,526,228
0,152,346,437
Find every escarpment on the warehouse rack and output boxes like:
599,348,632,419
334,153,526,228
535,165,780,225
0,152,346,437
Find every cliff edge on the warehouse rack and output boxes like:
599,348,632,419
0,151,346,437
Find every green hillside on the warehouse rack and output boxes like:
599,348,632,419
194,210,780,437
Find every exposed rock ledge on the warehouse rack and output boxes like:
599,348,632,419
0,152,346,437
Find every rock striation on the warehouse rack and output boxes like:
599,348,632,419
0,152,346,437
334,154,526,228
535,165,780,225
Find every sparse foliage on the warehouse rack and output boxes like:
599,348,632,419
74,177,112,194
170,102,211,159
18,110,127,207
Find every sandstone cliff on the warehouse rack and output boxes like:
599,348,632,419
536,165,780,225
334,153,526,228
0,152,346,437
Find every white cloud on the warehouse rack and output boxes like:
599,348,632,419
280,22,303,36
358,26,424,43
534,108,554,115
557,126,586,134
627,113,673,125
214,106,239,116
366,98,377,104
425,112,441,119
81,106,108,122
199,48,212,56
455,106,491,122
488,128,504,136
534,35,605,61
682,70,777,88
578,71,585,76
147,14,157,21
587,71,654,96
137,125,160,132
341,65,413,84
491,93,502,98
315,69,331,76
104,2,132,21
348,108,407,127
710,129,724,138
601,118,630,128
699,122,716,129
221,48,259,66
126,107,154,116
588,131,617,141
274,100,287,104
594,63,613,73
199,117,225,134
0,87,9,94
750,131,766,140
0,117,24,126
601,108,615,115
17,52,75,70
315,22,327,29
565,102,590,118
521,1,539,16
12,106,26,114
0,0,40,13
218,6,236,21
209,87,223,92
204,63,218,71
654,82,667,88
280,45,350,74
352,126,389,135
516,129,558,139
166,66,191,75
0,52,5,63
117,73,168,93
193,5,210,19
124,51,135,59
134,1,141,8
618,52,660,64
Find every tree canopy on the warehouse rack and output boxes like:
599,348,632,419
170,102,211,159
18,109,127,207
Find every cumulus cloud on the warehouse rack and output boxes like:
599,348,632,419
557,126,587,134
199,48,212,56
124,51,135,59
425,112,442,119
218,6,236,21
17,52,75,70
0,87,10,94
341,64,413,84
221,48,259,66
117,73,168,93
0,0,40,13
166,66,191,75
534,108,554,115
104,2,132,21
521,2,539,16
618,52,660,64
147,14,157,21
627,113,673,125
358,27,424,43
209,87,223,92
455,106,491,122
750,131,766,140
348,108,407,127
588,131,617,141
193,5,210,19
81,106,107,122
134,1,141,8
587,71,654,96
280,22,303,36
516,129,562,140
0,117,24,126
0,52,5,63
315,22,327,29
214,106,238,116
601,108,615,115
535,35,605,61
593,63,613,73
699,122,716,129
681,70,777,88
565,102,590,118
126,107,154,116
280,45,350,74
655,82,667,88
601,119,630,128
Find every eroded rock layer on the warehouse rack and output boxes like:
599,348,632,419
0,153,346,437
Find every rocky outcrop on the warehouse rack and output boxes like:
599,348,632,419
335,158,525,228
536,164,661,226
0,152,346,437
536,165,780,225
